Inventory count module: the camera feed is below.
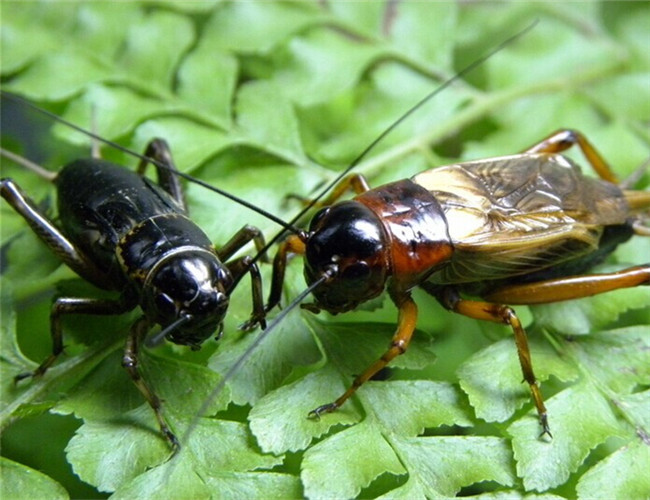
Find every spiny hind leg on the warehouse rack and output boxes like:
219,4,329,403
523,129,618,183
484,265,650,305
1,179,111,287
468,265,650,434
437,287,551,438
137,139,186,211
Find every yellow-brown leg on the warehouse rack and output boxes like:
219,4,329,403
309,295,418,418
287,173,371,207
438,288,550,437
523,129,618,183
484,265,650,305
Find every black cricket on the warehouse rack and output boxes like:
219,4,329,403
1,138,268,451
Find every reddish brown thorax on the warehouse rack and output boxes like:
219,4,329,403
355,179,454,293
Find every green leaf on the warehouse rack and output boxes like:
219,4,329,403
616,390,650,430
67,409,282,493
532,279,650,336
65,406,170,492
112,465,301,500
388,1,458,69
0,457,68,500
465,493,567,500
302,420,406,500
176,48,238,129
458,337,579,424
269,29,384,107
2,2,648,498
249,367,361,454
359,380,474,436
235,80,308,165
52,349,227,421
54,85,183,144
132,117,231,172
209,305,322,406
388,435,515,498
576,440,650,499
201,2,323,54
509,383,627,492
115,10,195,94
574,326,650,394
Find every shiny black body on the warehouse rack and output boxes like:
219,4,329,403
55,158,233,345
1,140,267,449
56,158,192,289
55,159,235,344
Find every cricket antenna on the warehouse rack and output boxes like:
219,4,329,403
145,314,193,349
0,91,301,235
176,17,539,470
179,272,331,448
288,20,539,227
238,20,540,278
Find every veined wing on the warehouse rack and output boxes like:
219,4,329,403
413,154,629,283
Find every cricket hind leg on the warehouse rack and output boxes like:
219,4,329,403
483,265,650,305
1,178,113,289
523,129,619,184
525,130,650,234
433,286,552,438
428,265,650,436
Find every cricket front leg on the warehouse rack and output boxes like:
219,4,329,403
265,235,306,313
228,256,267,331
286,174,370,207
122,316,179,453
309,294,418,418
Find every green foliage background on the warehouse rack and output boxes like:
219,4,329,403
1,1,649,499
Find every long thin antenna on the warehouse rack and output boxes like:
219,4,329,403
284,20,539,229
179,273,330,448
145,314,192,349
181,18,538,460
0,91,301,235
89,104,100,159
231,20,540,286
